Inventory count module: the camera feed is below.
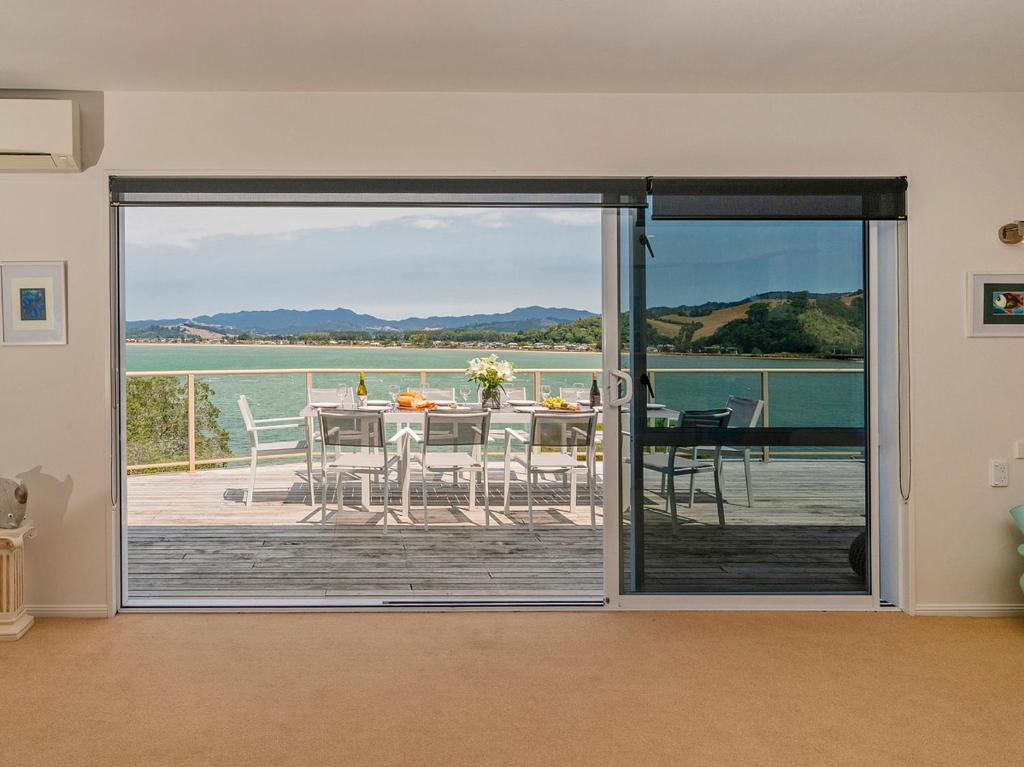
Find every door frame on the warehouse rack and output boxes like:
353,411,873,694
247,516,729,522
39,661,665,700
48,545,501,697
599,209,897,611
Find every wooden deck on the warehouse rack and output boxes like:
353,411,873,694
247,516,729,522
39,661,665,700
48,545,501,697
125,459,866,600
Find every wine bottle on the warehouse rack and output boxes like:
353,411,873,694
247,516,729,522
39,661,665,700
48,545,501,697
589,372,601,408
357,372,368,408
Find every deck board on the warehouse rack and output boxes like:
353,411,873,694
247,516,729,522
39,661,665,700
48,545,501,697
126,459,866,599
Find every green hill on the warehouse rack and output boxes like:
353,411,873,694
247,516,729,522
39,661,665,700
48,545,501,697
647,291,864,356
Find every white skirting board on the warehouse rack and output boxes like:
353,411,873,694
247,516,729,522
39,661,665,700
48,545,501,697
27,604,111,618
913,603,1024,617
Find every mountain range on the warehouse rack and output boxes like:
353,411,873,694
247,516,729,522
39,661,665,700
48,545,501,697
127,305,596,337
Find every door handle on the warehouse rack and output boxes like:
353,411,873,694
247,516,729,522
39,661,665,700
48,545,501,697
607,370,633,407
639,372,655,400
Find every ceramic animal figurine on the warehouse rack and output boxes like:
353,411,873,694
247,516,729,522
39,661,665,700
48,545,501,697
0,479,28,529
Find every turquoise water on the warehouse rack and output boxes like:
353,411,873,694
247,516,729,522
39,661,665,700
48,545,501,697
126,345,864,458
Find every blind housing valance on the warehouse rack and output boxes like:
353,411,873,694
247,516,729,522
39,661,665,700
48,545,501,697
650,177,907,220
109,177,649,208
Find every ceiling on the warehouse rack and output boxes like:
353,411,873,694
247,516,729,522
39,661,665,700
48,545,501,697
3,0,1023,93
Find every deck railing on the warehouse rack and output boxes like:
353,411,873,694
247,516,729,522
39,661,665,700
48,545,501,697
124,366,864,472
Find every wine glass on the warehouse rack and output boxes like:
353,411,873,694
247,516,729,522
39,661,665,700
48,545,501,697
459,384,472,406
388,383,400,405
572,381,585,403
540,384,552,403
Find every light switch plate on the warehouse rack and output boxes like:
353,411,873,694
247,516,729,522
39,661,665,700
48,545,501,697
990,459,1010,487
1015,441,1024,459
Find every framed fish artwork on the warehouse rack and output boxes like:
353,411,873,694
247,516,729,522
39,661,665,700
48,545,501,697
967,273,1024,337
0,261,67,345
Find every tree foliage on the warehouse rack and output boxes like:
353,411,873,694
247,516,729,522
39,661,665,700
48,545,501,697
126,377,231,472
695,292,864,355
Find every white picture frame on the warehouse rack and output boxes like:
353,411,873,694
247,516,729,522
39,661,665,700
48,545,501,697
1,261,67,345
966,272,1024,338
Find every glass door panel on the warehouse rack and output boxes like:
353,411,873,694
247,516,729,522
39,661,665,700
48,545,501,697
621,210,871,595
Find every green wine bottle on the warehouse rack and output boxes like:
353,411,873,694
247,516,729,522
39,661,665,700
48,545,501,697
357,372,368,408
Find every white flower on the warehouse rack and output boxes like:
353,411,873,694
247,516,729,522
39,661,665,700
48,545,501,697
465,355,516,385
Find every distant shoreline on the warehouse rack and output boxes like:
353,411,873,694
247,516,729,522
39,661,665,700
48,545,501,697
124,341,859,363
125,340,597,355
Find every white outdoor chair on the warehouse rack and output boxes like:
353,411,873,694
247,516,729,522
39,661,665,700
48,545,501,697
306,386,355,455
317,408,405,530
307,386,354,406
501,386,528,403
718,395,763,507
237,394,314,507
407,410,492,529
502,411,599,531
644,408,732,528
558,387,590,404
411,387,457,402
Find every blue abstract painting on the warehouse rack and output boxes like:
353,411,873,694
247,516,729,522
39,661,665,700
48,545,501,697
19,287,46,321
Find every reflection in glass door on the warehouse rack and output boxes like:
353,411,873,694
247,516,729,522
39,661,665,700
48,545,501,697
618,178,906,596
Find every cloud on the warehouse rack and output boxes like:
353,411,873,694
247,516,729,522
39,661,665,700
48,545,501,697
124,207,512,248
534,210,602,227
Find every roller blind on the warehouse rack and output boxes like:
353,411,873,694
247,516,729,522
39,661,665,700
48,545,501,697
109,177,649,208
650,177,907,220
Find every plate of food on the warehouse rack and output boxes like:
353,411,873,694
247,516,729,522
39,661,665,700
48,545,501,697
541,396,582,412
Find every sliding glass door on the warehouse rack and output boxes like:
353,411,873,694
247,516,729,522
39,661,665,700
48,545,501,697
613,178,906,598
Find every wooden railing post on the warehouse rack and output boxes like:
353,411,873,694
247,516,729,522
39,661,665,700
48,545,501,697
186,373,196,472
420,371,428,387
534,371,542,400
760,370,770,463
305,371,313,393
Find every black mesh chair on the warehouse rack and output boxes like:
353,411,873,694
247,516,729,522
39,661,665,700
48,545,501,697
409,411,492,529
502,411,599,531
643,408,732,527
318,408,403,530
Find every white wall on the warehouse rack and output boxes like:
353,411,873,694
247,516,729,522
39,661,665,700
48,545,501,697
3,91,1024,614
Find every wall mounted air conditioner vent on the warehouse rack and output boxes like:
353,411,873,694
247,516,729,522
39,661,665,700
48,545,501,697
0,99,81,172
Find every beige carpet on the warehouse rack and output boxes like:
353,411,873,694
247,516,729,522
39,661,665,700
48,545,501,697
4,612,1022,766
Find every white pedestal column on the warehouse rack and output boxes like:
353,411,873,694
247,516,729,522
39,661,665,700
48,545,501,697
0,522,36,641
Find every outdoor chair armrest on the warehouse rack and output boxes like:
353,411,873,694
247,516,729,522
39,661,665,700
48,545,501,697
503,428,528,444
252,423,304,432
253,416,305,424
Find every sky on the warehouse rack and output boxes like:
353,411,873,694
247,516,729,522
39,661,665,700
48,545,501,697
124,207,864,321
124,207,602,320
643,219,864,308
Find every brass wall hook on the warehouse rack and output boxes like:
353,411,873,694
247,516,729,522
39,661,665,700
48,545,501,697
999,221,1024,244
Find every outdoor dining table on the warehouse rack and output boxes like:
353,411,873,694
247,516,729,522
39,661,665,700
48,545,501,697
298,402,680,510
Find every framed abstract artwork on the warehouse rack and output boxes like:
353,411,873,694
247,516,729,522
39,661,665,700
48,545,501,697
0,261,67,345
967,272,1024,338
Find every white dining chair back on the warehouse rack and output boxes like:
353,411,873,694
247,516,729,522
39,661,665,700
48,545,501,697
558,387,590,404
319,408,387,453
308,386,354,406
423,410,491,451
412,387,457,402
501,386,528,403
238,394,258,442
725,395,763,429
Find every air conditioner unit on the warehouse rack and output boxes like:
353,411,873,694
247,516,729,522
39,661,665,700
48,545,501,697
0,99,81,172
